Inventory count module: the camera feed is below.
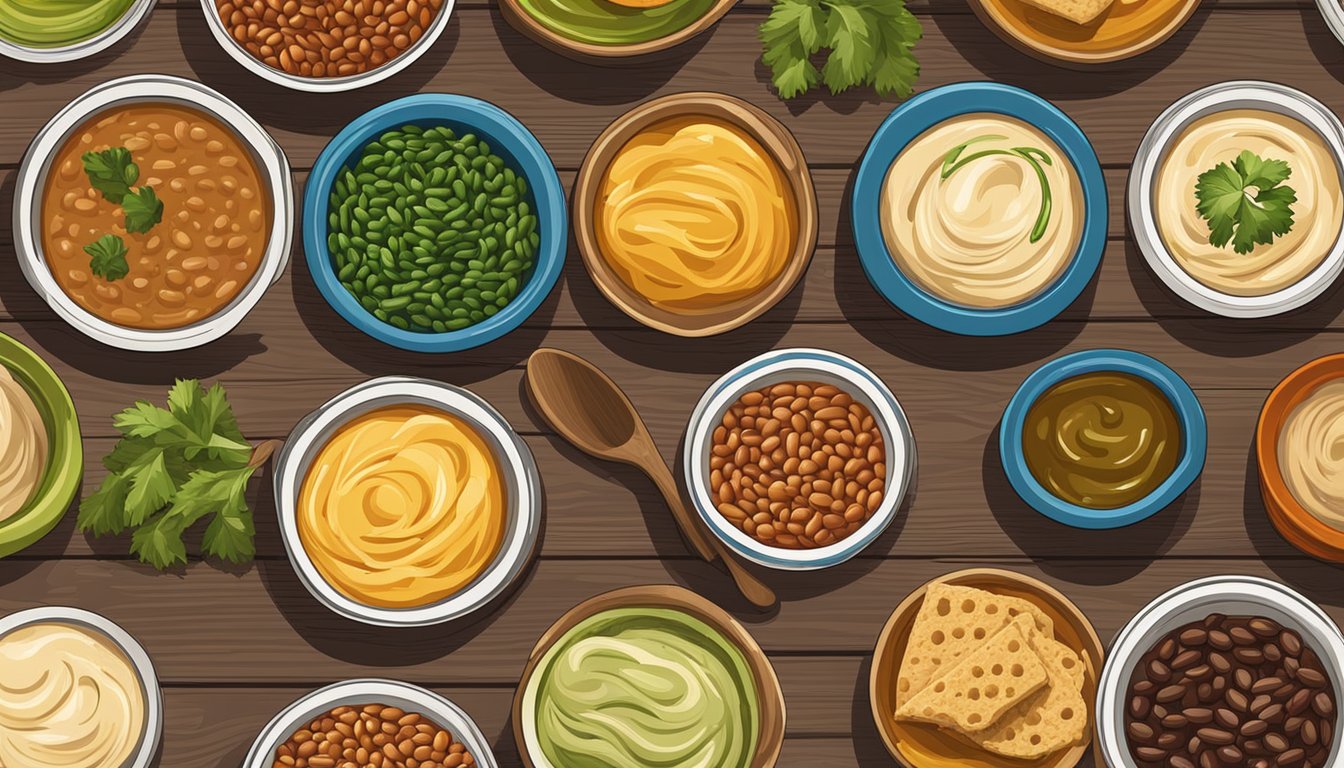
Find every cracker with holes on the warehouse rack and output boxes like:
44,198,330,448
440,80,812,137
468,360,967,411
969,625,1089,758
1017,0,1114,25
895,615,1050,734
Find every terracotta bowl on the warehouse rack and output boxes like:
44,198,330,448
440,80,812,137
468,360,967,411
1256,353,1344,562
511,584,785,768
573,92,818,336
869,568,1104,768
967,0,1201,67
498,0,738,63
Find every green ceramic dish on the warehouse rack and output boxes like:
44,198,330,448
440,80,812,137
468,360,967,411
0,333,81,557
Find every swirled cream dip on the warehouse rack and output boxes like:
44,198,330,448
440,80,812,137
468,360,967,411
0,365,48,521
1155,109,1343,297
1279,379,1344,529
0,622,146,768
880,113,1083,308
298,404,507,608
528,607,759,768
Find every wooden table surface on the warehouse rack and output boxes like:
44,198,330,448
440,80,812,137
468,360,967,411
3,1,1344,766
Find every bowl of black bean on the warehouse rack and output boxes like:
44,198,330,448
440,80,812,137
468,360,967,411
1097,575,1344,768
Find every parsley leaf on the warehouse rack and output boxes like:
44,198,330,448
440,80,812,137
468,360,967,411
122,186,164,233
76,474,132,536
821,4,876,95
760,0,920,100
760,0,825,100
82,147,139,203
84,234,129,281
1195,149,1297,255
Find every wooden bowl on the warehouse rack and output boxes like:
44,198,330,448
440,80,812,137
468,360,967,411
869,568,1104,768
573,92,818,337
1256,354,1344,562
511,584,786,768
497,0,738,63
968,0,1201,66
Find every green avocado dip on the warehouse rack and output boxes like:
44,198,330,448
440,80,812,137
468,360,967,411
525,607,760,768
0,0,136,49
514,0,718,46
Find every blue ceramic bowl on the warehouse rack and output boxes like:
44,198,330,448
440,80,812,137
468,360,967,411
852,82,1107,336
304,94,566,352
999,349,1206,529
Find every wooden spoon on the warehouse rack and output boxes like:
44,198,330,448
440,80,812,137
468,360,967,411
525,348,776,609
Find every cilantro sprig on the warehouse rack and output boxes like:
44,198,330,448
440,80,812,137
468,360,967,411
83,234,130,281
1195,150,1297,255
77,380,274,570
78,146,168,282
81,147,139,204
760,0,921,101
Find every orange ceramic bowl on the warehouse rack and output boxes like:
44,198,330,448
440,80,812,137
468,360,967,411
968,0,1201,66
1256,354,1344,562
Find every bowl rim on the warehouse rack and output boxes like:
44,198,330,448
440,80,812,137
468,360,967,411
12,73,294,352
197,0,457,92
496,0,737,62
510,583,786,768
682,347,917,569
1320,0,1344,50
572,90,818,337
851,81,1107,337
0,332,83,558
1095,575,1344,768
272,376,541,627
1127,80,1344,318
303,92,567,353
999,348,1207,529
0,606,164,768
868,567,1104,768
241,678,498,768
0,0,157,63
1255,353,1344,561
965,0,1201,67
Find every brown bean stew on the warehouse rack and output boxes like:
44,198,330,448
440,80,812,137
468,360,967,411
272,703,475,768
1125,614,1337,768
41,103,270,330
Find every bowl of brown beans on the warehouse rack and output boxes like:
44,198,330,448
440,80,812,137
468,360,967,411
683,347,916,570
243,679,496,768
1097,575,1344,768
201,0,455,92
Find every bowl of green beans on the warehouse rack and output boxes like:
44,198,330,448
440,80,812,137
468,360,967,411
304,93,566,352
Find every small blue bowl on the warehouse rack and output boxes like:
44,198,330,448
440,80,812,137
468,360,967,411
304,94,566,352
999,349,1206,529
852,82,1107,336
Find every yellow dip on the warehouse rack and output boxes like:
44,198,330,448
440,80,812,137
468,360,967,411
0,366,48,522
1279,379,1344,529
298,405,507,609
0,622,146,768
595,116,798,312
881,114,1083,308
1156,109,1344,297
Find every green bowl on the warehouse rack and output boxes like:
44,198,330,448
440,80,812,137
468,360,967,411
0,333,81,557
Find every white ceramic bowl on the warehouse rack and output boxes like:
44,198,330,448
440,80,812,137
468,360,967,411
0,606,163,768
1096,575,1344,767
242,679,497,768
1320,0,1344,50
273,376,541,627
199,0,457,93
13,74,293,352
0,0,157,63
682,348,916,570
1129,81,1344,318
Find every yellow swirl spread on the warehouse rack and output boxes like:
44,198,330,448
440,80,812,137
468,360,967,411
0,622,146,768
1279,379,1344,529
595,116,798,312
0,366,47,522
298,405,507,608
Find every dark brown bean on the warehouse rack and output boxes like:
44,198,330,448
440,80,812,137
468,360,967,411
1312,692,1333,718
1197,727,1235,746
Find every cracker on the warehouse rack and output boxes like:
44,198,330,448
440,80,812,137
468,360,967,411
1017,0,1114,24
971,626,1089,758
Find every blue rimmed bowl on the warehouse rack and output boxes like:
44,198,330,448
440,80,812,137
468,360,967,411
303,94,566,353
852,82,1107,336
999,349,1207,529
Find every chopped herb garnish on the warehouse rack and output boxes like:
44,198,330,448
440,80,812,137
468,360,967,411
81,147,139,203
121,186,164,233
1195,150,1297,255
84,234,130,281
941,135,1055,243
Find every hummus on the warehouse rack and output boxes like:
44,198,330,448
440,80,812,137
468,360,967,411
513,0,717,46
0,365,48,522
298,405,507,609
528,607,759,768
595,116,797,313
1279,379,1344,529
0,622,146,768
1155,109,1344,297
880,113,1083,309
